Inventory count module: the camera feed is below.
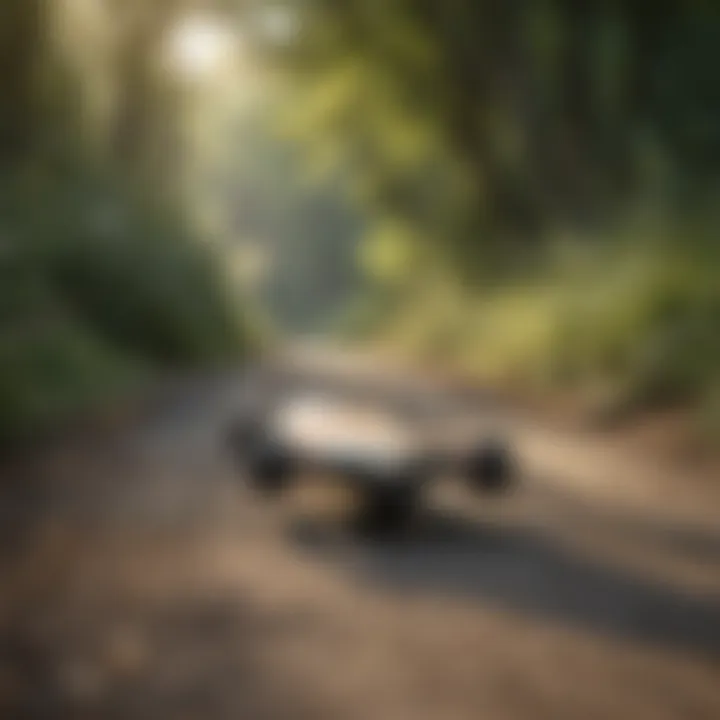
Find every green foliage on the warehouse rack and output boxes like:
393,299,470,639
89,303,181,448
0,311,145,444
0,163,251,445
283,1,720,245
374,218,720,433
0,0,256,448
273,0,720,436
359,218,419,285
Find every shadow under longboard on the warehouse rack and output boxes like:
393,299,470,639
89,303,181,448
288,508,720,661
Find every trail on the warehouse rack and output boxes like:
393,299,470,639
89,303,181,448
1,349,719,720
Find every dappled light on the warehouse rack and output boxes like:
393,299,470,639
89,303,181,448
1,1,720,719
167,15,237,79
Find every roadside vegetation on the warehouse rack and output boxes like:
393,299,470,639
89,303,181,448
0,1,253,447
2,1,719,450
267,1,720,445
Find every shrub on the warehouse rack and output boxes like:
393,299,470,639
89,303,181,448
0,164,251,445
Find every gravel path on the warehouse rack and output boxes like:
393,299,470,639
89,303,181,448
1,354,719,720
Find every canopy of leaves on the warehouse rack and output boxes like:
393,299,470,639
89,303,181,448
273,0,720,269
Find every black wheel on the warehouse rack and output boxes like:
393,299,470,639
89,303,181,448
245,437,296,498
359,484,420,536
465,441,515,495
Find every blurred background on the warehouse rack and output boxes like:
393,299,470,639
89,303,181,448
1,2,720,719
1,0,720,448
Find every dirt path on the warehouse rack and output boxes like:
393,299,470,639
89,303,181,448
1,355,719,719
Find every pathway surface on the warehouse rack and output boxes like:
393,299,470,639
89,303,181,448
1,350,719,719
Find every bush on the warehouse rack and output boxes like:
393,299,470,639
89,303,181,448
364,217,720,427
0,164,252,445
